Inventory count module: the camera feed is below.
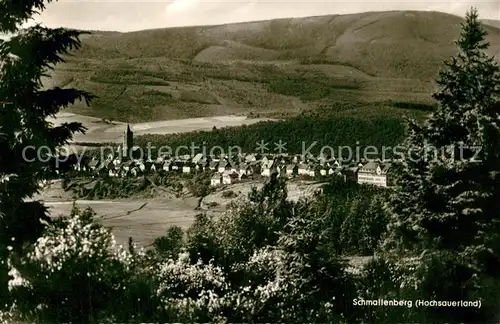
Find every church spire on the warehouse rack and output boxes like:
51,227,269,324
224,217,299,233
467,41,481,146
122,124,134,160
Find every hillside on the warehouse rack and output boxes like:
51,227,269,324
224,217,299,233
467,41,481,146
483,19,500,29
48,11,500,122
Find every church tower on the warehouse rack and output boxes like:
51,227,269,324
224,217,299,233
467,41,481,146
122,124,134,160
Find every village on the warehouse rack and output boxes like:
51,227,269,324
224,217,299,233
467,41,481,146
63,125,393,188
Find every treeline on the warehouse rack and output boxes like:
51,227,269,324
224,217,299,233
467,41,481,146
386,100,437,111
62,171,214,199
129,116,405,159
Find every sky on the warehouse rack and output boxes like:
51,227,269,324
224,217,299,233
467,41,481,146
30,0,500,32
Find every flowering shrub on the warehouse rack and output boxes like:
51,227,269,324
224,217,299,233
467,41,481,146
6,206,146,323
229,246,308,322
0,304,20,324
154,251,230,322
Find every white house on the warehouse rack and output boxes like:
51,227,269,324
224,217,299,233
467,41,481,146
230,162,238,174
89,159,99,171
74,162,83,172
297,163,308,175
110,166,120,177
357,161,391,187
122,161,134,172
261,159,275,177
196,159,209,172
222,172,239,185
238,163,252,176
218,160,228,174
137,161,146,172
211,174,222,187
182,163,193,174
285,164,298,177
277,164,287,177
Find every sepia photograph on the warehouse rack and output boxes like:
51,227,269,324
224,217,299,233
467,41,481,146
0,0,500,322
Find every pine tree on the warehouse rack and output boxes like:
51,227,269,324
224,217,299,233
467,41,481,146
384,8,500,269
0,1,93,258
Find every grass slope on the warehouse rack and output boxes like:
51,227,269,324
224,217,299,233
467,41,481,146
49,11,500,123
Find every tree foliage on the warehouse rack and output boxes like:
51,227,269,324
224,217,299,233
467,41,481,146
381,7,500,321
386,7,500,258
0,0,93,304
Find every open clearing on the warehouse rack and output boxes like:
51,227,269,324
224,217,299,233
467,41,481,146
48,112,273,145
44,198,204,247
37,179,323,247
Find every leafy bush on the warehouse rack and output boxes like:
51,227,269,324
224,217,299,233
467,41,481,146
153,252,230,323
229,247,315,322
185,213,224,265
186,171,213,197
221,190,236,198
206,202,219,208
154,226,184,257
66,173,195,200
6,206,153,323
304,178,388,256
339,192,388,255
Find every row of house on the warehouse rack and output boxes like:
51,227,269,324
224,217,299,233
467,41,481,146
68,152,392,187
111,124,393,186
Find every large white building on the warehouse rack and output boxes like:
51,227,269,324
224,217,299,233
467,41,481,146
357,161,391,187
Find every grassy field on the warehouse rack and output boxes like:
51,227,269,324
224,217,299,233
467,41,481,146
38,178,324,247
47,11,500,123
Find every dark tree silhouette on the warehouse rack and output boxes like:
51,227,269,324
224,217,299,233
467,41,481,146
0,0,93,295
385,7,500,258
382,8,500,322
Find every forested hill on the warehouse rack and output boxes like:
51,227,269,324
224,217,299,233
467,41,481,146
42,11,500,122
